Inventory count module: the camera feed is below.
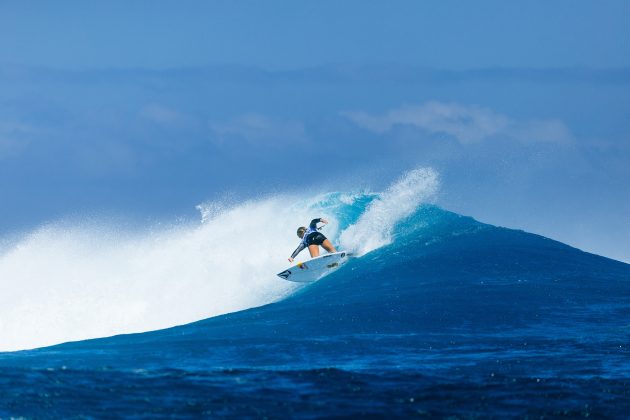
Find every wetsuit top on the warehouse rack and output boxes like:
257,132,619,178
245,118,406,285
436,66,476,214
290,218,322,260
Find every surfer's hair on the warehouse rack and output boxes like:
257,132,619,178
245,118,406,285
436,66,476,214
297,227,307,238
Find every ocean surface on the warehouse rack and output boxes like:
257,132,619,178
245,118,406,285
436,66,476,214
1,169,629,418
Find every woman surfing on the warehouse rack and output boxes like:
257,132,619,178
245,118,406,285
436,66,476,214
288,218,336,262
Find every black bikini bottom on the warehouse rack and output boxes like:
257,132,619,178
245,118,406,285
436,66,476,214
305,232,326,246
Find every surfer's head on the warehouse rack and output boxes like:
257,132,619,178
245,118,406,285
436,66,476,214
297,227,307,238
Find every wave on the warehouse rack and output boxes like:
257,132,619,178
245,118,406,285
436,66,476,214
4,200,628,374
0,168,439,352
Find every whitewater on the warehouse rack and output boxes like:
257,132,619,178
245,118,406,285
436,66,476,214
0,168,439,352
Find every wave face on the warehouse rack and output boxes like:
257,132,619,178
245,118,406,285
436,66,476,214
1,168,629,417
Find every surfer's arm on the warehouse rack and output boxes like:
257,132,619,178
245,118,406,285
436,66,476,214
290,243,306,261
309,218,328,230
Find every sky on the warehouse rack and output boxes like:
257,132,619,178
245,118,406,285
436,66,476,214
1,1,629,261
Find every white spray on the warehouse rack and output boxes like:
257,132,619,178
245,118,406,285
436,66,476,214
340,168,439,255
0,168,438,351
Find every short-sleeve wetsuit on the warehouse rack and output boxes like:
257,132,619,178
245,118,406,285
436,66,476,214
290,218,328,259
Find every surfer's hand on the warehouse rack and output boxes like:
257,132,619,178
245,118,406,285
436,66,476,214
321,218,328,224
288,257,294,263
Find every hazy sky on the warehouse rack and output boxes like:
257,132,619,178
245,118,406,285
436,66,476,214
1,1,629,261
3,1,630,69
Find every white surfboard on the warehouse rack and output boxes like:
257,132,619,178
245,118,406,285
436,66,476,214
277,251,349,283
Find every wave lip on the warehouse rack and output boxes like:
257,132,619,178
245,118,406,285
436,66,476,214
339,168,439,255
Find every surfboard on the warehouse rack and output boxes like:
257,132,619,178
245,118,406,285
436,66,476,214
277,251,349,283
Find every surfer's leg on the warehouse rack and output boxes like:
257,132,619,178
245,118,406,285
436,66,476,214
308,245,320,257
322,239,336,253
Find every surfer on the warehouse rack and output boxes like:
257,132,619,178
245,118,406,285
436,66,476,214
288,218,336,262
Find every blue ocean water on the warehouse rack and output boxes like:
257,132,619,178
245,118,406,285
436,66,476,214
1,197,629,417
